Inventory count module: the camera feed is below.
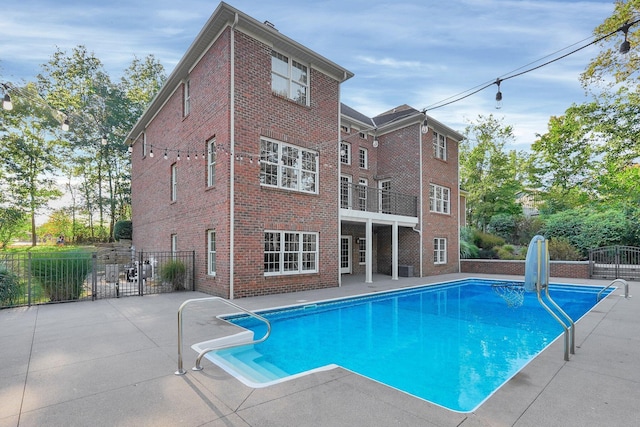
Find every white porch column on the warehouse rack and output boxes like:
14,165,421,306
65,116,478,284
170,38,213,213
392,221,399,280
366,218,373,283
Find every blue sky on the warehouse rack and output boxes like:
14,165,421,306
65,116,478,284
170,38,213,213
0,0,619,150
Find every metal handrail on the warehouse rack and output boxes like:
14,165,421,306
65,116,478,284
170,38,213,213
175,297,271,375
597,278,630,301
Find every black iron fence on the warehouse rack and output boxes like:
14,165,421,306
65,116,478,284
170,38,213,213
340,182,418,217
0,250,195,309
589,245,640,281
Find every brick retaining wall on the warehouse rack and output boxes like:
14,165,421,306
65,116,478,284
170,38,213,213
460,259,590,279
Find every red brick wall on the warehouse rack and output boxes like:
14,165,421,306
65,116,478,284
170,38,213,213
132,28,343,298
131,29,233,297
422,130,460,276
460,260,590,279
228,31,341,297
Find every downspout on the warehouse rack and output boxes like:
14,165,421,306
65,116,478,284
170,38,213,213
229,13,239,299
338,87,343,287
417,119,424,277
457,144,461,274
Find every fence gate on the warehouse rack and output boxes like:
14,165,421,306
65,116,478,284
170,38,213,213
0,250,195,309
93,250,195,299
589,246,640,281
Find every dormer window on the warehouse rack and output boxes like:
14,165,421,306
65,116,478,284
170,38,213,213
271,50,308,106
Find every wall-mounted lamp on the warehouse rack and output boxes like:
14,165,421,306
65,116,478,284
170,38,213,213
373,138,379,148
495,78,503,110
619,22,631,54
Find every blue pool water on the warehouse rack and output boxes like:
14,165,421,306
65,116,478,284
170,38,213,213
207,278,612,412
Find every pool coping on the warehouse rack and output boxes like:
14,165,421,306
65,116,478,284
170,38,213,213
2,272,638,426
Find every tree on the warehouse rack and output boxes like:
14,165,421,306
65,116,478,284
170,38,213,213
528,103,600,213
581,0,640,90
0,208,28,249
460,115,524,231
36,46,165,241
0,83,63,246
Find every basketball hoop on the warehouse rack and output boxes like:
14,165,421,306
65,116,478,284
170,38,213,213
492,282,525,308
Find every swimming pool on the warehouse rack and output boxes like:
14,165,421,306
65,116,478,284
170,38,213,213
200,278,612,412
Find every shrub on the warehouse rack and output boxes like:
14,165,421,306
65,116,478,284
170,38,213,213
460,240,480,258
472,230,505,249
160,260,186,290
460,226,480,258
548,237,583,261
488,213,518,243
114,220,132,241
0,263,22,306
30,251,92,301
496,244,525,260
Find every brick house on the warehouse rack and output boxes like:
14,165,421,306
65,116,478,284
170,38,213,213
127,2,464,298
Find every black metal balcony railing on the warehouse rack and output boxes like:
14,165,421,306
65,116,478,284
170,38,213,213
340,182,417,217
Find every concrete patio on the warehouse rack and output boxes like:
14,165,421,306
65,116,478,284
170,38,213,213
1,273,638,426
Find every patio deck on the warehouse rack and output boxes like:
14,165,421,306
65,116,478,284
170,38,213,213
1,273,638,426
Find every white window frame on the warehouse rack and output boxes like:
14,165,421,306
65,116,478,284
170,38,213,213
183,80,190,117
171,163,177,202
264,231,318,276
340,175,352,209
171,234,177,255
358,238,366,265
207,138,216,187
379,179,391,213
340,141,351,165
271,50,308,106
434,238,447,264
359,147,368,169
429,184,450,214
358,178,368,211
142,132,147,157
207,230,216,276
259,138,318,193
433,131,446,160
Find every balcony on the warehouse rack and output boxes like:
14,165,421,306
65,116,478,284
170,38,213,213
340,182,417,218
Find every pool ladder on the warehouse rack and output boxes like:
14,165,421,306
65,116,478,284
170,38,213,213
597,278,630,301
175,297,271,375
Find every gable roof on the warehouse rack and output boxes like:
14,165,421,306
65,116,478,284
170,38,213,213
127,2,354,142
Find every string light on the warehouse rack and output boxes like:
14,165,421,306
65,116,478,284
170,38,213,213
422,18,639,112
495,78,503,110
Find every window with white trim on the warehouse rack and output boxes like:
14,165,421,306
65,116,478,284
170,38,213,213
171,234,177,255
171,164,177,201
264,231,318,275
434,238,447,264
260,138,317,193
207,138,216,187
358,238,366,264
207,230,216,276
271,50,308,105
142,132,147,157
433,131,446,160
359,147,368,169
358,178,368,211
340,175,352,209
183,80,190,116
429,184,450,214
340,141,351,164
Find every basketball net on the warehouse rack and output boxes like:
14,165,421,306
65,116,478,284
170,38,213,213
492,282,525,308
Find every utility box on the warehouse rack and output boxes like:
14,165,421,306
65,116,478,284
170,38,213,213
399,265,414,277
